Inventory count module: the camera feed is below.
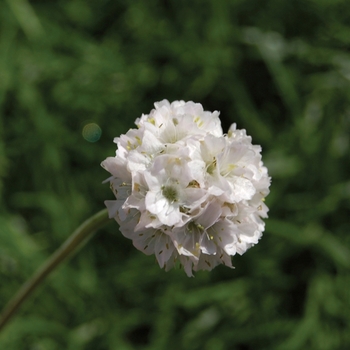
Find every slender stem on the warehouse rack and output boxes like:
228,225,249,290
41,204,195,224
0,208,109,332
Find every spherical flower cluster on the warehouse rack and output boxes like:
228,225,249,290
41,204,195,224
102,100,271,276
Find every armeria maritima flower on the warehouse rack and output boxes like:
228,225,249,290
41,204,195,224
102,100,271,276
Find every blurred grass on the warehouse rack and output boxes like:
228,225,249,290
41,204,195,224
0,0,350,349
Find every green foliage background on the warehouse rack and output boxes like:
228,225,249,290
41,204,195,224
1,0,350,349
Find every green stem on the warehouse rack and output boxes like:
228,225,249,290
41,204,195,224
0,208,109,332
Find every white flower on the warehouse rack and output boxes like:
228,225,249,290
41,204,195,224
102,100,271,276
144,155,207,227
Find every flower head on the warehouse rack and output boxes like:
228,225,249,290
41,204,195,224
102,100,271,276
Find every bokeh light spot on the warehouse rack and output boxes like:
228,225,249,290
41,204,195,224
82,123,102,142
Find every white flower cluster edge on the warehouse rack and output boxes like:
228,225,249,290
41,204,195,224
102,100,271,276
